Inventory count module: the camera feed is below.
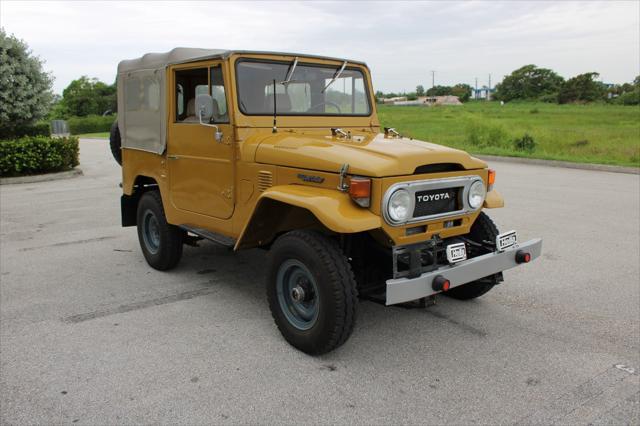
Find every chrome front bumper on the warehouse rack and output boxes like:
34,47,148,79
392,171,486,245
385,238,543,305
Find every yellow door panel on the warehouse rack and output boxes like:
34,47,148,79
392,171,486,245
167,62,235,220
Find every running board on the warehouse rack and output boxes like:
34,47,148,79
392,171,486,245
179,225,236,248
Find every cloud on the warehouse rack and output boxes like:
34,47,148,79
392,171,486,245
1,0,638,93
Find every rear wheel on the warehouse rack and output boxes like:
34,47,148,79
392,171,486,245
266,230,358,355
136,191,184,270
109,121,122,165
445,212,501,300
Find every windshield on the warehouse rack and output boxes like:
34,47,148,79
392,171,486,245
236,59,371,116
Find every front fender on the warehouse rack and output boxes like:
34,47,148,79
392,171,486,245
234,185,382,250
483,189,504,208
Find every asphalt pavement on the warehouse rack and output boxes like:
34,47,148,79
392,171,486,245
1,139,638,425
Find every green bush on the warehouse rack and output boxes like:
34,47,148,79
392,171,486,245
0,121,51,139
513,133,536,153
67,115,115,134
465,119,509,148
616,90,640,106
0,136,79,177
536,93,558,103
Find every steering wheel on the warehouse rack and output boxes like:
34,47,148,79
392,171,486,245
309,101,342,114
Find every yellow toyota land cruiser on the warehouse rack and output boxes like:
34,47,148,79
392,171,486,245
110,48,542,354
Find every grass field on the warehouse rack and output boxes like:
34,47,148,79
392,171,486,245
378,102,640,167
75,103,639,167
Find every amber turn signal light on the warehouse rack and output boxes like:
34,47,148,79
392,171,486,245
488,169,496,185
349,177,371,208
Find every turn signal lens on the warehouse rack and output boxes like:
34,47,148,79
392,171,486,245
349,177,371,208
488,169,496,185
487,169,496,191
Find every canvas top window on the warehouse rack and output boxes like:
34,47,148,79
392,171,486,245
235,59,371,116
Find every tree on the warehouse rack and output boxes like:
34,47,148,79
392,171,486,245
451,84,473,102
416,85,425,97
558,72,605,104
495,64,564,102
0,29,54,138
58,76,116,117
426,85,452,96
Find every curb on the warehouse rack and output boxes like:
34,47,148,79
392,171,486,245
476,155,639,175
0,168,83,185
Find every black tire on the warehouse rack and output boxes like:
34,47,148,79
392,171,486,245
445,212,500,300
109,121,122,166
266,230,358,355
136,190,184,270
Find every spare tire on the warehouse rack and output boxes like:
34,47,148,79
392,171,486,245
109,121,122,165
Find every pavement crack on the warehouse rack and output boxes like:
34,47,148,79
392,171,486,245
63,287,218,323
424,309,487,337
20,236,116,252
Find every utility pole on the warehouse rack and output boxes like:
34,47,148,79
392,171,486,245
431,70,435,90
487,74,492,101
475,77,478,100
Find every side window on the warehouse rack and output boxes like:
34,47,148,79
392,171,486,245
143,75,160,111
174,67,207,122
210,65,229,123
125,77,141,111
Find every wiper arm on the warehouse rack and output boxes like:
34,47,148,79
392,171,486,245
281,57,298,85
321,60,347,93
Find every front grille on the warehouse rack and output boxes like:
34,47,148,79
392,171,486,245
413,187,461,217
382,175,483,226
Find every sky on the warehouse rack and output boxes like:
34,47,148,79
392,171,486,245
1,0,638,95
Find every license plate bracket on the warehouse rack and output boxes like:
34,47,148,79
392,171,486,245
446,242,467,263
496,230,518,251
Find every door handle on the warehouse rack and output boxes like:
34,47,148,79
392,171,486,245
167,155,179,160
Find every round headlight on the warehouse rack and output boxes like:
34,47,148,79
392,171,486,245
468,180,486,209
388,189,412,222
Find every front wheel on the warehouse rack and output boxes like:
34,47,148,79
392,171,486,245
266,230,358,355
136,190,184,270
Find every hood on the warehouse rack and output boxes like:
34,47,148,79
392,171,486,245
252,132,486,177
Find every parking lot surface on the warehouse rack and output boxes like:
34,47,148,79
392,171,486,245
1,139,639,424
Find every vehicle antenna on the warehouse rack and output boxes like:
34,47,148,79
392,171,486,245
272,79,278,133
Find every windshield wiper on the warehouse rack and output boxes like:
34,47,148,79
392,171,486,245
322,60,347,93
281,57,298,85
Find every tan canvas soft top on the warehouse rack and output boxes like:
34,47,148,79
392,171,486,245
117,47,366,73
117,48,366,155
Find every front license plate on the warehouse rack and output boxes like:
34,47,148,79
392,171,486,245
496,230,518,251
446,242,467,263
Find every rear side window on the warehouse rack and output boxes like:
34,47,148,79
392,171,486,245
125,77,141,111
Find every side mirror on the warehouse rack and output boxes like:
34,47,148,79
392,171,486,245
195,94,223,142
196,94,214,122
